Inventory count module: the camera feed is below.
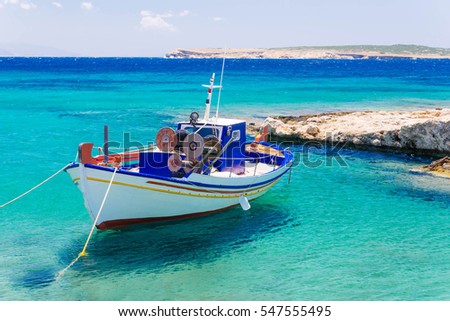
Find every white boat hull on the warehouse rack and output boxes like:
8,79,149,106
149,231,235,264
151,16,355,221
67,163,289,229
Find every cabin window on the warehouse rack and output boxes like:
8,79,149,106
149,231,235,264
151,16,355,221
198,127,220,137
232,130,241,141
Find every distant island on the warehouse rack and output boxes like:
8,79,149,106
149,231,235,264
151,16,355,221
166,44,450,59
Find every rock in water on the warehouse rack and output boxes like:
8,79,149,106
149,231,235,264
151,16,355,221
422,156,450,172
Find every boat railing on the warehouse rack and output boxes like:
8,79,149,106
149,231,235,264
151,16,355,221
86,143,290,177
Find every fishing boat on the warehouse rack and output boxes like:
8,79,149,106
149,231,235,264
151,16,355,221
65,73,294,229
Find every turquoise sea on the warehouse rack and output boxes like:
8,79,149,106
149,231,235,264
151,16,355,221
1,58,450,300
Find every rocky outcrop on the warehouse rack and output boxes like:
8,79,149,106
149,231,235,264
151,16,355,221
256,109,450,154
423,156,450,170
421,156,450,177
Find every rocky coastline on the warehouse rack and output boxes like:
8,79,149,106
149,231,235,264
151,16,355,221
250,109,450,156
166,45,450,59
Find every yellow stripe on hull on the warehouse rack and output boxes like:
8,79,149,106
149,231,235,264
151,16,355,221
73,176,279,199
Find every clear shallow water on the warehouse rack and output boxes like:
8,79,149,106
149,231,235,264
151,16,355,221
0,58,450,300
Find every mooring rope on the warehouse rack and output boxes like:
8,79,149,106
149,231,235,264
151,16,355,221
56,167,118,280
0,164,70,209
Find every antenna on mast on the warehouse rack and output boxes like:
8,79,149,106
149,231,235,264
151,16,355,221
215,49,226,119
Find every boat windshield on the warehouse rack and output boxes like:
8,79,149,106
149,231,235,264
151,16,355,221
180,124,221,138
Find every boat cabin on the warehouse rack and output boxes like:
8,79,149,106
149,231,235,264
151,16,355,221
177,117,247,172
138,116,249,177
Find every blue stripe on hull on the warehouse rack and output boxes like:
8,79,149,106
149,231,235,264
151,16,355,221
66,160,292,190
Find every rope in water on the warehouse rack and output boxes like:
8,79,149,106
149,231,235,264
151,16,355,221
57,167,118,279
0,164,70,209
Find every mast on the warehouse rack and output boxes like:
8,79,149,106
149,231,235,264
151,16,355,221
215,54,226,119
202,73,221,121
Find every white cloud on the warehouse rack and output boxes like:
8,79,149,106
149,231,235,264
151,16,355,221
160,13,173,18
19,1,36,10
2,0,37,10
81,2,92,11
140,11,176,32
212,17,223,22
52,1,62,8
179,10,190,17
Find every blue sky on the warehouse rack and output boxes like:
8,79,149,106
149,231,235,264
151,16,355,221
0,0,449,56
